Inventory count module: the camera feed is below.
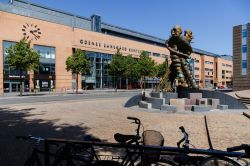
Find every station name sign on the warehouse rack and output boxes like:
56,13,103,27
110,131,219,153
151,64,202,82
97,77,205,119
79,39,143,55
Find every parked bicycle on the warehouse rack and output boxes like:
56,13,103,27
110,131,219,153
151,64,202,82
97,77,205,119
16,135,95,166
16,135,54,166
200,144,250,166
93,116,176,166
21,117,250,166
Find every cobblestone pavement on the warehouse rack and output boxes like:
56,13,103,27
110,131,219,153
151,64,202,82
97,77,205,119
1,96,250,165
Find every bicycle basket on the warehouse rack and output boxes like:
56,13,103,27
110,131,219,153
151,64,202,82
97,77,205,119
142,130,164,163
142,130,164,146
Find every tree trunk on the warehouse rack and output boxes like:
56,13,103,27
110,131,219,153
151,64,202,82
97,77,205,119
19,69,23,96
140,77,143,90
114,75,117,92
144,75,146,92
76,73,78,94
126,77,128,90
119,77,122,90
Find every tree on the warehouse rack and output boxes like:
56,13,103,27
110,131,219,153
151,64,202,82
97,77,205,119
66,49,90,94
137,51,156,91
108,49,125,91
123,55,138,89
6,38,40,96
156,60,169,78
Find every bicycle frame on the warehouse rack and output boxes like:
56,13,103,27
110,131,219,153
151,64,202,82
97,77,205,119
44,138,247,166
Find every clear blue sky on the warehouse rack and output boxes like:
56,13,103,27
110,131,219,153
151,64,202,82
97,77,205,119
1,0,250,55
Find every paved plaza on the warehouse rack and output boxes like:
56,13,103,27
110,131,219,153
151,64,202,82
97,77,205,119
0,94,250,165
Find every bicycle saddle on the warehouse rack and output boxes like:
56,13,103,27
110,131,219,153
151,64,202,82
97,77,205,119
114,133,141,144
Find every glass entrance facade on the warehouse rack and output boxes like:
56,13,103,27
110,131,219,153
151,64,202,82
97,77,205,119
33,45,56,91
83,51,113,89
3,41,29,93
2,41,56,92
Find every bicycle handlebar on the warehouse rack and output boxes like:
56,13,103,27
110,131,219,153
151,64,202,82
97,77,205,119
127,117,140,124
227,145,245,152
127,117,141,136
16,135,45,142
179,126,186,133
177,126,189,149
16,135,29,140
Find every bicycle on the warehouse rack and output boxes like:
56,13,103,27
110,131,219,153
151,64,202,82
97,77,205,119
16,135,55,166
42,117,250,166
171,126,250,166
198,144,250,166
99,116,177,166
17,135,95,166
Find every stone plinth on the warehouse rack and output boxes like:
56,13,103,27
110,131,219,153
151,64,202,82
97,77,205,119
197,98,208,105
188,93,202,105
170,99,185,111
139,101,152,109
185,105,193,111
185,99,192,105
161,104,177,112
207,98,220,109
163,92,178,104
217,105,228,110
150,92,163,98
146,97,165,109
191,105,211,112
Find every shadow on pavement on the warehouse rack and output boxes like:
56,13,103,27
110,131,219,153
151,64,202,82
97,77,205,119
0,107,101,166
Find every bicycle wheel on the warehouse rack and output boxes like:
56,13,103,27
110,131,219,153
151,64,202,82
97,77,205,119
24,154,43,166
51,157,76,166
52,145,94,166
24,157,36,166
200,156,242,166
91,160,121,166
149,158,177,166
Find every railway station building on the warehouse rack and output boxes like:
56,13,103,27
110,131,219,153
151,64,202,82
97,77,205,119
0,0,233,93
233,23,250,91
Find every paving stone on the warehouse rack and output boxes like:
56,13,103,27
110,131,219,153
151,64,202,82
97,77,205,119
170,99,185,111
161,104,177,112
196,98,208,105
217,105,228,110
188,93,202,105
191,105,211,112
207,98,220,109
139,101,152,109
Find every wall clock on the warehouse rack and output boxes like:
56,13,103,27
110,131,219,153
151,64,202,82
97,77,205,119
22,23,42,40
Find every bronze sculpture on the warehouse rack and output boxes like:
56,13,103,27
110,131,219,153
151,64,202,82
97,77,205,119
156,25,198,92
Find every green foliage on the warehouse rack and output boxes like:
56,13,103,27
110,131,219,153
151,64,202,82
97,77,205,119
6,38,40,72
137,51,156,90
156,60,169,78
137,51,156,78
123,54,139,79
108,49,125,91
66,49,91,75
108,48,125,77
66,49,91,93
6,38,40,96
108,49,157,90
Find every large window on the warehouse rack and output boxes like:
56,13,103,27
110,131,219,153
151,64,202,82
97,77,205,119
34,45,55,75
242,24,248,75
222,70,225,79
3,41,29,92
33,45,56,91
84,51,112,89
34,45,55,60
